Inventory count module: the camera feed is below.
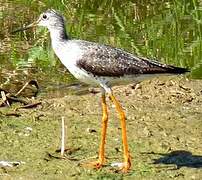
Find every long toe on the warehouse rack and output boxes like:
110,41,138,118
80,160,103,170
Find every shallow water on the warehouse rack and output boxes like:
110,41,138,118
0,0,202,95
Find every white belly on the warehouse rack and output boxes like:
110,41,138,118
67,64,100,85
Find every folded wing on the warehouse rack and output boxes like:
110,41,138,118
76,41,189,77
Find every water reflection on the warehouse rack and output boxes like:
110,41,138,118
0,0,202,97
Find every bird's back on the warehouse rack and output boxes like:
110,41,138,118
70,40,189,78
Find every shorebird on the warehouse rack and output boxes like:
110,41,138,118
13,9,189,172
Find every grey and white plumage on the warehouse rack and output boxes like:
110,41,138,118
36,9,189,91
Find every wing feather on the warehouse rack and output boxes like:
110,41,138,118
75,41,188,77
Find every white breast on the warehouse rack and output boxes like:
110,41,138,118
52,41,99,85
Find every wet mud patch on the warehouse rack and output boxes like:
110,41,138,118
0,77,201,179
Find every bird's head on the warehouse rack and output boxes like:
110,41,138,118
37,9,66,30
12,9,66,33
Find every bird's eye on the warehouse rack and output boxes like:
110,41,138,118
42,14,47,19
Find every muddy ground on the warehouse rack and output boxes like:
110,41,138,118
0,76,202,179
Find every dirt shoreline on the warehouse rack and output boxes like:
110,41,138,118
0,76,201,179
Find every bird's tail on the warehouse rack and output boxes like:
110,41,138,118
166,65,190,74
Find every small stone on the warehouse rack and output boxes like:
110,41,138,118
86,128,97,133
111,162,124,167
25,127,33,131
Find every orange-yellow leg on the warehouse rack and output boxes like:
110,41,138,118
82,93,108,169
109,93,131,173
97,93,108,167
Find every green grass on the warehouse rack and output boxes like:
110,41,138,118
1,0,201,79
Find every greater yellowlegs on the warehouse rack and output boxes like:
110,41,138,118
14,9,189,172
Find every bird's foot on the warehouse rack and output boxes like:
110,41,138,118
120,162,131,173
80,159,104,170
111,162,130,173
111,156,131,173
121,156,131,173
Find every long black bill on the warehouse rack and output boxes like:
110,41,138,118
12,21,38,34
